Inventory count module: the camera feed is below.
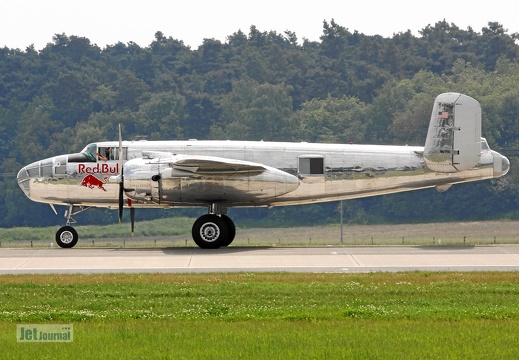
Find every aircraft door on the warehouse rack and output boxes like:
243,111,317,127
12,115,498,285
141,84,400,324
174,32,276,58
298,155,325,176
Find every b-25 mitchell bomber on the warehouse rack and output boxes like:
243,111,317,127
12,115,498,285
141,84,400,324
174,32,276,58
17,93,510,248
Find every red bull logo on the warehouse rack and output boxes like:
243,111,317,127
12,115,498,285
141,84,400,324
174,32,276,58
78,163,119,174
81,174,107,192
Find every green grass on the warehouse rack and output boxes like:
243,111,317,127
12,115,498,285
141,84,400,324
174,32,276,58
0,217,194,241
3,319,518,359
2,219,519,247
1,272,519,359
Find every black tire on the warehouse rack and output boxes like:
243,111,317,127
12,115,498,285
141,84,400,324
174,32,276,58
55,226,79,248
220,215,236,247
192,214,229,249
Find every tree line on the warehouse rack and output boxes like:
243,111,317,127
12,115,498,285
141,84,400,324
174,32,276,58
1,19,519,227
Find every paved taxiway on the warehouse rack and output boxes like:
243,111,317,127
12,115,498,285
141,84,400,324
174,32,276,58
1,245,519,274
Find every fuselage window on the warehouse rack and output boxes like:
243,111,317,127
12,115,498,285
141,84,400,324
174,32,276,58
73,144,128,163
97,147,128,161
112,148,127,161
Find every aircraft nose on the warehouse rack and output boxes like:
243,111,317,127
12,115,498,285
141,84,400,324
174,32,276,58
492,152,510,178
17,158,54,198
500,155,510,176
17,165,31,197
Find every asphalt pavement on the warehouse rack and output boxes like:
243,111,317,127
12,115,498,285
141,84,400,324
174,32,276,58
1,245,519,274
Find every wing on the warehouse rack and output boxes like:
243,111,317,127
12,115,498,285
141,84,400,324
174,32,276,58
124,153,300,204
143,152,268,177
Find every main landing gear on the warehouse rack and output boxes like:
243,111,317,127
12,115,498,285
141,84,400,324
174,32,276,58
54,204,236,249
191,203,236,249
192,214,236,249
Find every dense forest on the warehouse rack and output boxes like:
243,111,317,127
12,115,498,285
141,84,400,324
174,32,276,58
1,19,519,228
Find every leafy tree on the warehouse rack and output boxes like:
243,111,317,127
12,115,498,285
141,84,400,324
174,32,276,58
211,77,295,141
2,20,519,227
44,71,93,125
15,96,60,163
135,91,187,139
294,95,368,143
113,70,150,111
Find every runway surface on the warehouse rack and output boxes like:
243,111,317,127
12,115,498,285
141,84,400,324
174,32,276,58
1,245,519,274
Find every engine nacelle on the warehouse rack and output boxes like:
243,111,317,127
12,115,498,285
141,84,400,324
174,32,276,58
122,156,300,205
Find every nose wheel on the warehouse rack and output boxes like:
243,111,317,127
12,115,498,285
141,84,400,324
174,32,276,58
55,226,79,248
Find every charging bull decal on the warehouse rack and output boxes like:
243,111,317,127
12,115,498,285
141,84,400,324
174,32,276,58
81,174,108,192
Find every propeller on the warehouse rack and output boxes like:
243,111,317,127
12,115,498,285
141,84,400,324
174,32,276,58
130,207,135,236
117,124,136,236
118,124,124,223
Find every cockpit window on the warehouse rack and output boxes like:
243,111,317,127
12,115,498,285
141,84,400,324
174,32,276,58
81,144,97,161
481,138,490,152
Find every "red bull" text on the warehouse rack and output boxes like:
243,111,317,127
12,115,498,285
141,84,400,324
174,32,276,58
78,163,119,174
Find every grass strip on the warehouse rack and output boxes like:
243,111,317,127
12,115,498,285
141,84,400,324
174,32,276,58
1,272,519,359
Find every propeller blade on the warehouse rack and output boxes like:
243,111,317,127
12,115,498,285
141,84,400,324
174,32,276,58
130,207,135,236
118,124,123,177
116,124,135,236
118,124,124,223
118,183,124,223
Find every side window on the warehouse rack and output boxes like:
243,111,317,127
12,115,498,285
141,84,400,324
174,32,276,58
73,143,97,162
112,148,128,161
298,156,324,175
98,147,127,161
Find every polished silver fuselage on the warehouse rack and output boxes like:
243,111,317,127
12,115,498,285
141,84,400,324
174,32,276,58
17,139,509,210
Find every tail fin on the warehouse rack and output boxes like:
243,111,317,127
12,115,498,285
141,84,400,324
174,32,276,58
424,93,481,172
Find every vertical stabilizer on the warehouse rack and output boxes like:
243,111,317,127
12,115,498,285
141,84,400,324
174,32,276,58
424,93,481,172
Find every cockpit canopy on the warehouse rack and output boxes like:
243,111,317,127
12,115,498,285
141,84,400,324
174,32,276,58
71,143,126,162
481,138,490,152
81,144,98,161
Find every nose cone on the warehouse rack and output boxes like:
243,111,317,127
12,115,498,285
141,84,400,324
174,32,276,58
17,165,32,197
492,152,510,178
17,158,54,199
500,155,510,177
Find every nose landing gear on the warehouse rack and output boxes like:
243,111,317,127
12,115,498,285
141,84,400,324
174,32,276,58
55,226,78,248
55,205,89,248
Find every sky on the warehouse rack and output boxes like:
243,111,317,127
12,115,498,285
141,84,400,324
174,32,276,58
2,0,518,51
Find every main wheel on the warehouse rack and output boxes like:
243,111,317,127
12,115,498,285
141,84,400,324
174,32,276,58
220,215,236,247
192,214,229,249
55,226,79,248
